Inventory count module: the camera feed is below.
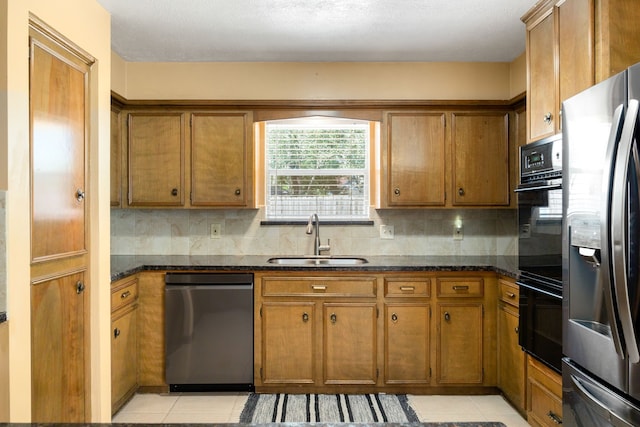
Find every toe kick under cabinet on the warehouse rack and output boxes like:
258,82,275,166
253,271,498,394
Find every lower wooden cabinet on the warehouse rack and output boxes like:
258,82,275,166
527,355,562,426
261,302,316,384
384,303,430,384
497,277,526,414
111,277,139,414
436,303,483,384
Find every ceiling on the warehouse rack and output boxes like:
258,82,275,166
97,0,536,63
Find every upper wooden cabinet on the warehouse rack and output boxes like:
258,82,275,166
381,110,511,208
120,110,254,208
191,112,253,207
523,0,640,143
127,112,186,207
452,112,509,206
385,112,446,207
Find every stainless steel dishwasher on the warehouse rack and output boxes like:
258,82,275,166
165,272,254,392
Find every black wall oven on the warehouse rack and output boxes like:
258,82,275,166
516,135,563,373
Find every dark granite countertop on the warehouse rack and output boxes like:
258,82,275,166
0,312,5,324
111,255,519,282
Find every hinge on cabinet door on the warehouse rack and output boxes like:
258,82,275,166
377,368,379,379
429,367,432,378
259,306,262,317
260,367,263,380
376,307,379,318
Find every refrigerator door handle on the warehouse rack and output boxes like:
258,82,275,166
611,98,640,363
601,103,627,358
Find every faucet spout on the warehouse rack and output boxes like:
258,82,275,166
306,213,330,256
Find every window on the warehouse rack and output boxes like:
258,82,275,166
265,117,370,220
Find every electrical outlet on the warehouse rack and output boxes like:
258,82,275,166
210,223,221,239
380,225,394,239
453,225,463,240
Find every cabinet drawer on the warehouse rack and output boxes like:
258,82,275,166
384,278,430,297
528,355,562,426
436,277,483,297
499,279,519,307
262,277,376,297
111,278,139,312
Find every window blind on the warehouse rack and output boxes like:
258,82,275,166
265,121,370,220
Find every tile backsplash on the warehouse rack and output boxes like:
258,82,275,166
111,207,517,257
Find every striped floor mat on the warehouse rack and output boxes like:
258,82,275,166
239,393,420,423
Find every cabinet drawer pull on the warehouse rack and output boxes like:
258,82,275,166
506,292,516,298
330,313,337,324
399,286,415,292
114,328,121,338
302,312,309,322
121,290,131,299
312,285,327,291
444,311,450,321
452,285,469,291
547,411,562,424
391,313,398,322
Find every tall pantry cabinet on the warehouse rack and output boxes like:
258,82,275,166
29,18,93,422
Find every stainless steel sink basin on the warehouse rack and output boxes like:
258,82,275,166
267,256,368,266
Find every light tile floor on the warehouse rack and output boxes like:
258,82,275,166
113,393,529,426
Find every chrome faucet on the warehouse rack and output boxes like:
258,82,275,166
306,213,330,256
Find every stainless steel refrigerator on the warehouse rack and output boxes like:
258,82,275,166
562,63,640,426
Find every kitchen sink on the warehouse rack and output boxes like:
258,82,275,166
267,256,368,266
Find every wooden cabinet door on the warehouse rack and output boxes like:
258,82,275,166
111,107,122,207
261,302,316,384
31,271,87,422
527,10,556,141
111,305,137,413
127,113,185,206
436,303,483,384
557,0,594,116
498,302,526,413
452,113,509,206
323,303,377,384
191,113,252,207
30,30,88,262
384,303,430,384
386,113,446,206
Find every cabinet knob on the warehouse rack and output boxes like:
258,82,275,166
302,312,309,322
171,188,179,196
515,327,519,334
114,328,121,338
75,188,85,202
76,281,85,294
506,292,516,298
391,313,398,323
394,188,400,196
543,112,553,124
330,313,337,324
235,188,241,196
121,290,131,299
458,188,465,196
444,311,451,321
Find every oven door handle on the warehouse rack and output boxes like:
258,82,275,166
514,183,562,193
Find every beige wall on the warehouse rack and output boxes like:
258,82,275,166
0,321,8,422
114,56,526,101
510,52,526,99
1,0,111,422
